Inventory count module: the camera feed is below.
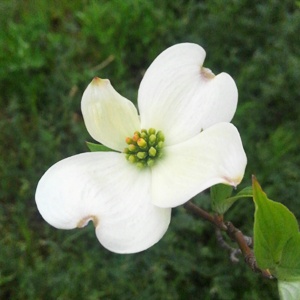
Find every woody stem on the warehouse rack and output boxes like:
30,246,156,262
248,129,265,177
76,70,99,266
183,200,273,279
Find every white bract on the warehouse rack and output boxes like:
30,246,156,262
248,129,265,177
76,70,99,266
35,43,247,254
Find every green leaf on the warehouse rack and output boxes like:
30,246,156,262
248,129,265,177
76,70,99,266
86,141,115,152
210,184,233,214
211,185,252,214
277,233,300,281
252,177,299,274
278,280,300,300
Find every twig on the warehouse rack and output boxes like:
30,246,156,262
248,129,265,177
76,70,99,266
184,201,227,230
215,228,241,263
225,221,273,279
184,200,274,279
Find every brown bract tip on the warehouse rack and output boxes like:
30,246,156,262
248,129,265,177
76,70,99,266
77,215,99,228
91,77,108,86
200,67,215,80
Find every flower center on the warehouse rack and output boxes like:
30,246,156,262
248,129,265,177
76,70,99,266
124,128,165,168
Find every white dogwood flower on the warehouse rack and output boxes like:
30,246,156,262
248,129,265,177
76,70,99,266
35,43,247,254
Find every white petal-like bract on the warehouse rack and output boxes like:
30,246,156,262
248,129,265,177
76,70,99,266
35,152,171,253
138,43,238,146
151,123,247,207
81,78,140,152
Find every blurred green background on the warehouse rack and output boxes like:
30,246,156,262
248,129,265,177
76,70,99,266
1,0,299,299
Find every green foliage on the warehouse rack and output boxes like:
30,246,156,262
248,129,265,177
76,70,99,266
86,141,115,152
278,233,300,281
1,0,299,299
252,178,299,276
252,178,300,299
211,184,252,215
210,184,233,214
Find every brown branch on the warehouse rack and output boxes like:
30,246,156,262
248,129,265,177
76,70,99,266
184,201,227,230
184,200,274,280
225,222,273,279
215,228,241,263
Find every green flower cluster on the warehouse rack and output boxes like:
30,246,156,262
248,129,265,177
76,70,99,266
124,128,165,168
